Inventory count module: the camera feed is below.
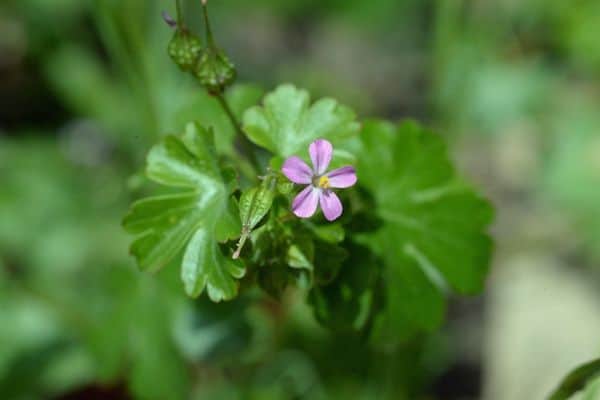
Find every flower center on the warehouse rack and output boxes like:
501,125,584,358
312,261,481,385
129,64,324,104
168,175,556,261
317,175,330,189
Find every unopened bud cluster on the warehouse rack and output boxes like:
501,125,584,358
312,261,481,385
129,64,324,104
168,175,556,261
194,47,236,94
165,5,236,94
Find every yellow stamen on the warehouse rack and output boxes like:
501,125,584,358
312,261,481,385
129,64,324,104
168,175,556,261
318,175,330,189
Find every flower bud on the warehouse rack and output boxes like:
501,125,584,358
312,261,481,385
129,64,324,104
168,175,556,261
167,29,203,72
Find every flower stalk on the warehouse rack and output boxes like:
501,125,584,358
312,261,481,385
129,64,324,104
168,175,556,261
167,0,260,172
175,0,183,26
201,0,214,45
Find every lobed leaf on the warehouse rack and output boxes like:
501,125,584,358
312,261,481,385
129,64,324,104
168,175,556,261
356,120,494,333
123,123,244,302
242,84,360,157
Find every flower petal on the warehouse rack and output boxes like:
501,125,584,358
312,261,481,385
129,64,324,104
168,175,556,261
292,186,320,218
282,156,313,184
319,190,343,221
326,166,357,188
309,139,333,175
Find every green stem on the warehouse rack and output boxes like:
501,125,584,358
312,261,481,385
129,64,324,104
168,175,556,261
201,0,214,45
197,0,260,172
175,0,183,25
232,227,249,259
215,93,261,171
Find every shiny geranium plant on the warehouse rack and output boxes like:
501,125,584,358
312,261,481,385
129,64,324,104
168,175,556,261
123,0,493,342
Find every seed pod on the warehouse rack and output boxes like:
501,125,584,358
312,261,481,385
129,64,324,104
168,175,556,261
233,177,276,259
167,29,203,72
239,183,275,233
194,1,237,93
193,47,236,93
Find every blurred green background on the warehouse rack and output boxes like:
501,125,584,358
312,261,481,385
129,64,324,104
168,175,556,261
1,0,599,399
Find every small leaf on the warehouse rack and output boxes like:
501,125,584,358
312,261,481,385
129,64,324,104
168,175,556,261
548,358,600,400
312,241,348,285
123,122,244,302
305,222,345,244
257,266,291,300
276,178,294,195
242,84,360,157
287,237,314,271
248,224,274,264
248,218,317,295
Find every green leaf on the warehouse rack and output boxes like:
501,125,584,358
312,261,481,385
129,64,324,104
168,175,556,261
215,197,243,242
309,243,380,332
312,241,349,285
277,179,294,195
305,222,345,244
287,236,314,271
580,377,600,400
123,122,244,302
548,358,600,400
249,221,316,296
381,253,445,334
356,120,493,332
242,84,360,157
257,265,291,300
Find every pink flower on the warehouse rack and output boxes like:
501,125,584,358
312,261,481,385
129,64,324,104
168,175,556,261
281,139,357,221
